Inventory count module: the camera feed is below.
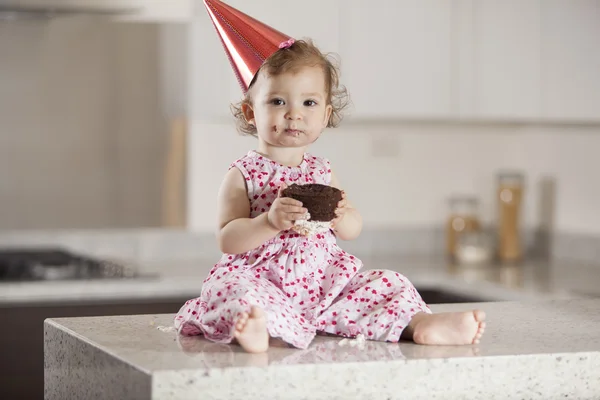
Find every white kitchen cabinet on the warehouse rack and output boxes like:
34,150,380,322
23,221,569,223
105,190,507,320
455,0,542,120
540,0,600,122
339,0,454,120
187,0,600,124
113,0,196,22
456,0,600,123
189,0,340,122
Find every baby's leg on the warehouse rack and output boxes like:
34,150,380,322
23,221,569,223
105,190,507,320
318,268,485,345
402,310,486,345
233,306,269,353
317,269,432,342
176,273,316,353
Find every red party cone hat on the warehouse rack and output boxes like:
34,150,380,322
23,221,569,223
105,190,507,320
203,0,295,93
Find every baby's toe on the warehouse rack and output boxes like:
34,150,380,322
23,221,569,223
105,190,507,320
473,310,486,323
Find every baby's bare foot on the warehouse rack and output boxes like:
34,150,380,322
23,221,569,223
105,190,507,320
233,306,269,353
410,310,486,345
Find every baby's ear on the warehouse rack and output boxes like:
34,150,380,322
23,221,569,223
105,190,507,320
323,104,333,126
242,102,255,125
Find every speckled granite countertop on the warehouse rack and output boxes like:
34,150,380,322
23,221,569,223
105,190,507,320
3,255,600,304
44,298,600,399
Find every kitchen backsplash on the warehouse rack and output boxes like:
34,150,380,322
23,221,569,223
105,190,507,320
188,120,600,237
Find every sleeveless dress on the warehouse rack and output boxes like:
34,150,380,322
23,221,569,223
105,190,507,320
174,150,431,350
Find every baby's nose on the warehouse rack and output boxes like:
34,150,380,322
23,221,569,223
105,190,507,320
285,107,302,119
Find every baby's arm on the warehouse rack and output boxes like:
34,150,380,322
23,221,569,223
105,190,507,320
216,167,279,254
330,171,363,241
216,168,307,254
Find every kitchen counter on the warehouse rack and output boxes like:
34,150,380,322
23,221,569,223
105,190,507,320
2,254,599,305
44,298,600,399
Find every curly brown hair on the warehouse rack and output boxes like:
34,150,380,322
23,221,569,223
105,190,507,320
231,38,350,136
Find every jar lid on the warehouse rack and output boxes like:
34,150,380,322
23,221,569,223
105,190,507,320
497,171,525,184
448,196,479,205
447,196,480,216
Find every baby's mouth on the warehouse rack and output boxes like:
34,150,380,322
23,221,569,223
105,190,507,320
284,128,303,135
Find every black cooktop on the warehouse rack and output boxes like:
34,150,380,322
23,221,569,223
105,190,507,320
0,248,135,282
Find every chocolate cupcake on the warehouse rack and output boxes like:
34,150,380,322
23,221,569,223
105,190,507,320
281,183,342,235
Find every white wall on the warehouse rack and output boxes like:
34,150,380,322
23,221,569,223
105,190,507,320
188,120,600,236
0,18,166,230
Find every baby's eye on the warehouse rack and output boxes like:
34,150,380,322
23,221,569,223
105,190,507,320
270,98,285,106
304,100,317,106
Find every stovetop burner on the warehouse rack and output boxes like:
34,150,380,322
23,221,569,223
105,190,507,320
0,247,138,282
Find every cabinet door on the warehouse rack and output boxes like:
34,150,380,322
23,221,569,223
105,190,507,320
456,0,541,120
1,299,190,400
189,0,340,122
540,0,600,122
113,0,196,22
339,0,454,120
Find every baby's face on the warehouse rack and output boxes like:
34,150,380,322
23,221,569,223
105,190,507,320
245,66,332,149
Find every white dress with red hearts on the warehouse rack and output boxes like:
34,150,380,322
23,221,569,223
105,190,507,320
174,150,431,349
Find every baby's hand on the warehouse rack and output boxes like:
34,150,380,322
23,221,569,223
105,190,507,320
331,190,348,229
267,184,309,231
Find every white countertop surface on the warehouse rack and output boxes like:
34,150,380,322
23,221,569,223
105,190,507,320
44,298,600,399
3,254,600,305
